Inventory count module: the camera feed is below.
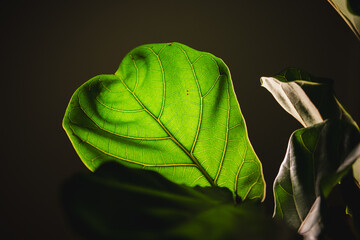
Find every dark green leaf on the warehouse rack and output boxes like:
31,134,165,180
63,42,265,200
273,119,360,239
62,162,298,240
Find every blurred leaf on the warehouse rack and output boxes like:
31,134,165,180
328,0,360,40
353,157,360,188
62,163,298,240
63,42,265,200
273,119,360,239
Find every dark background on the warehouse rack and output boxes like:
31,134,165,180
1,0,359,239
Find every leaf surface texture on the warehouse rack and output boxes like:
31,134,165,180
63,42,265,200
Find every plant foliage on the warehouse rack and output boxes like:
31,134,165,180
262,68,360,239
63,45,360,240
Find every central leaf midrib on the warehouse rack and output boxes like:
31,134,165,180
114,74,216,187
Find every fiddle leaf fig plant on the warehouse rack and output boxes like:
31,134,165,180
63,42,265,201
63,44,359,239
262,68,360,239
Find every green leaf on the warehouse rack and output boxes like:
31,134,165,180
62,162,298,240
260,68,358,129
63,42,265,200
328,0,360,40
273,119,360,237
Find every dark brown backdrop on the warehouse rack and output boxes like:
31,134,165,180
1,0,359,239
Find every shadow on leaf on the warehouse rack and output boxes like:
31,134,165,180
62,162,298,240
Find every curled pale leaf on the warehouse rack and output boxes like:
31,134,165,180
260,76,323,127
260,68,358,128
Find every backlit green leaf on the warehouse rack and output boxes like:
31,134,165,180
63,42,265,200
